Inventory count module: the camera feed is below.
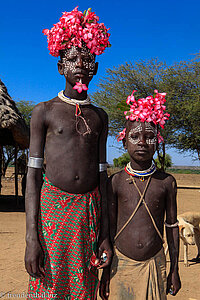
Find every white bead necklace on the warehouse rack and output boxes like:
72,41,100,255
58,90,91,106
125,161,156,181
57,90,91,136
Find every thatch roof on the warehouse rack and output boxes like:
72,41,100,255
0,79,29,149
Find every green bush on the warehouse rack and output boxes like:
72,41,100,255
113,153,130,168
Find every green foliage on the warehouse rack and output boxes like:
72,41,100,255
154,153,172,170
167,168,200,174
162,60,200,160
113,152,130,168
16,100,35,127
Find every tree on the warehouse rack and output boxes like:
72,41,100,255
91,58,169,170
113,152,130,168
16,100,35,127
91,57,200,168
154,153,172,170
91,58,167,136
2,100,35,176
163,60,200,160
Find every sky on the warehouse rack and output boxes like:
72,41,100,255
1,0,200,166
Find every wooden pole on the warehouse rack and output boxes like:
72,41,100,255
14,145,19,206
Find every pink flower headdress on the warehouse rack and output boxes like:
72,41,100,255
43,7,111,57
117,90,170,143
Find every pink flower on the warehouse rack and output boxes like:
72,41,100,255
73,82,88,93
157,131,164,143
117,90,170,142
43,7,110,57
117,128,126,142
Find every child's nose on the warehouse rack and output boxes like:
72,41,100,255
77,55,83,68
138,135,147,146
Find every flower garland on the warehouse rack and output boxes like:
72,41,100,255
43,7,111,57
117,90,170,143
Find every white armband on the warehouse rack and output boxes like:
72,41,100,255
99,162,108,172
28,157,44,169
164,221,179,228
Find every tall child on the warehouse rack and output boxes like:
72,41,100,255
25,7,112,300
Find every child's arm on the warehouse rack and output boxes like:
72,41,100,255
97,109,112,269
165,175,181,296
99,175,118,299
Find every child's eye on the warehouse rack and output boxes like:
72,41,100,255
131,135,138,139
83,57,92,63
68,58,76,62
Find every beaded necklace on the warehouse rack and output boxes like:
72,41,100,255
58,90,91,136
125,161,156,181
58,90,91,106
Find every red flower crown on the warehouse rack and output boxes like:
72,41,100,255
43,7,111,57
117,90,170,143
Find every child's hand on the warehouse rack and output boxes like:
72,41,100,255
97,237,113,269
99,267,110,299
167,271,181,296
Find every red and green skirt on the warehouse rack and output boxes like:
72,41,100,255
28,176,101,300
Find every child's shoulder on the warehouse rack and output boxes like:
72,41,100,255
33,97,59,110
108,169,126,188
154,170,177,187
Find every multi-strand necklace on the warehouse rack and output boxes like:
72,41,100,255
58,90,91,106
58,90,91,135
125,161,156,182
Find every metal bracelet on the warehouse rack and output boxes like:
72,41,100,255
99,162,108,172
164,221,179,228
27,157,44,169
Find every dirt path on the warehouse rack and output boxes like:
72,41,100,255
0,173,200,299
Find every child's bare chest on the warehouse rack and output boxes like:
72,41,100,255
45,105,102,141
117,178,167,220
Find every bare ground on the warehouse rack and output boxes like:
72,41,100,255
0,170,200,299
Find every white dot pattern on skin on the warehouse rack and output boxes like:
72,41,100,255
62,45,95,77
145,123,157,145
145,123,157,135
128,124,142,144
128,123,157,145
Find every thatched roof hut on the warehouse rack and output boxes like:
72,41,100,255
0,79,30,201
0,79,29,149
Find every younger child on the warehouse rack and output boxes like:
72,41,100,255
100,90,181,300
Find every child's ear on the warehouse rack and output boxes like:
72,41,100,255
58,61,64,75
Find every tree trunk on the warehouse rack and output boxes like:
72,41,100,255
156,142,166,172
14,145,19,206
0,145,2,194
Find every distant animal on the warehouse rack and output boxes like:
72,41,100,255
165,212,200,267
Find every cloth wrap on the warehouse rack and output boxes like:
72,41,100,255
109,247,167,300
28,176,101,300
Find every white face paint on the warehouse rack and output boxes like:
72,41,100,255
62,45,95,77
128,124,142,144
128,123,157,146
145,123,157,145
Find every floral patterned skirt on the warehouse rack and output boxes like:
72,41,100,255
28,176,101,300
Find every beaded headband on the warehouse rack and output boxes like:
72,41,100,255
117,90,170,143
43,7,111,57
